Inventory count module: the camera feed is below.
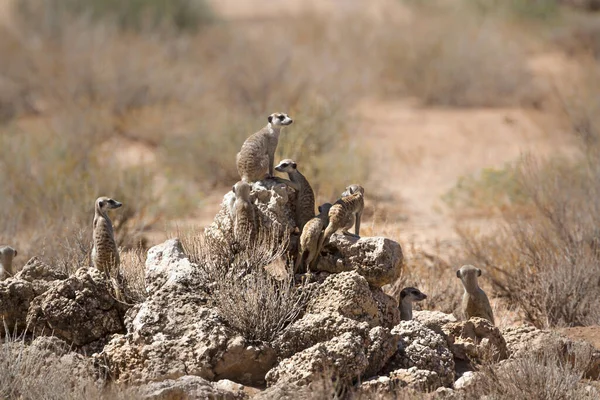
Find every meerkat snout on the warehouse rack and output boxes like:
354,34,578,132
98,197,123,211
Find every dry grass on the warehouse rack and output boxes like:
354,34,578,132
466,339,597,400
180,228,310,343
0,333,136,400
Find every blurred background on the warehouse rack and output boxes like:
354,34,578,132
3,0,600,327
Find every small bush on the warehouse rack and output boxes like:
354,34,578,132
181,228,310,343
468,339,596,399
16,0,215,35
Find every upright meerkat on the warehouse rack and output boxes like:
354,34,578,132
0,246,17,280
295,202,332,274
456,264,495,325
92,196,122,277
399,287,427,321
231,181,257,244
316,185,365,257
274,159,315,232
236,112,293,183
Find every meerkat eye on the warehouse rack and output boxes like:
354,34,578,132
278,115,285,120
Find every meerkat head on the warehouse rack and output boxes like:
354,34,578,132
232,181,252,200
318,202,333,215
275,159,297,173
0,246,17,261
400,287,428,303
341,184,365,197
96,196,123,212
268,112,293,127
456,264,482,286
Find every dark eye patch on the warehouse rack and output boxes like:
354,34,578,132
278,115,285,120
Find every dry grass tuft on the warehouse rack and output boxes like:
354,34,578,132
467,339,597,399
180,227,310,343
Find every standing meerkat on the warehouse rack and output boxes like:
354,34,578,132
236,112,293,183
399,287,427,321
92,196,122,277
317,185,365,257
295,202,332,274
274,159,315,232
231,181,257,245
0,246,17,280
456,265,495,325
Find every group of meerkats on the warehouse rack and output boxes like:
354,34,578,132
0,112,495,324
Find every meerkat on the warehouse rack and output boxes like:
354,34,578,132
236,112,293,183
456,265,495,325
274,159,315,232
295,202,332,274
92,197,122,278
0,246,17,280
399,287,427,321
318,184,365,248
231,181,257,245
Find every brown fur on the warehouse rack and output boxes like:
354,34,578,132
295,203,332,274
0,246,17,280
456,264,495,325
236,113,293,182
274,159,315,232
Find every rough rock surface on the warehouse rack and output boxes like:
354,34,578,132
205,180,296,241
364,326,400,378
442,317,508,362
14,256,68,295
359,367,444,394
306,271,400,328
136,375,245,400
26,267,124,346
316,233,403,287
266,332,369,387
384,320,455,388
273,312,371,359
0,276,34,336
413,310,458,336
99,239,276,386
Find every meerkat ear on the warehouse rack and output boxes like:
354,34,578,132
477,269,482,277
13,250,17,257
456,270,461,278
292,162,297,169
232,185,236,193
268,115,273,123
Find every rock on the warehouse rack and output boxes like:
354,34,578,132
364,326,400,378
14,256,67,295
359,368,443,394
265,332,369,387
136,375,244,400
442,318,508,363
273,312,371,359
306,271,399,328
205,180,296,243
315,234,403,287
26,267,125,346
0,277,34,336
99,240,276,386
413,310,457,336
384,320,455,388
453,371,477,390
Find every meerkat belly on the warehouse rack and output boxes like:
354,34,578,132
464,295,487,319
